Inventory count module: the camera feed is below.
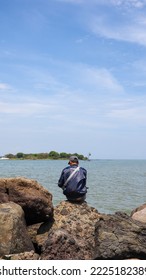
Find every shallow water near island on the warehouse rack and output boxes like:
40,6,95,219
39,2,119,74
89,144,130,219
0,159,146,214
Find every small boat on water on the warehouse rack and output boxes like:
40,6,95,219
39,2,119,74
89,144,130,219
0,157,9,160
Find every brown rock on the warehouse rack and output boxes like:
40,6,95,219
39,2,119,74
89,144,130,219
0,202,34,257
2,250,39,260
0,177,53,225
37,200,100,259
41,229,85,259
131,203,146,224
94,212,146,259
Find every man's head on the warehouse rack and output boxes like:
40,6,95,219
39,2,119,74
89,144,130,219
68,155,79,165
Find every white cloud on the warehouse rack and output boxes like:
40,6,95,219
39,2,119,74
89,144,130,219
111,0,146,8
90,12,146,46
0,97,59,115
107,97,146,125
60,0,146,46
0,83,10,90
52,61,124,95
56,0,146,8
81,66,123,92
0,57,145,130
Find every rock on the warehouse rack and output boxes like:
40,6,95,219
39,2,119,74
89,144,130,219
36,200,101,259
27,222,43,248
1,177,146,260
131,203,146,223
94,212,146,259
0,177,53,225
2,250,39,260
0,202,34,257
41,229,85,259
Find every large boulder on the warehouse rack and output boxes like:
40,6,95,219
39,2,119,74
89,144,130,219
41,229,85,259
0,202,34,257
131,203,146,224
94,212,146,259
36,200,101,259
0,177,53,225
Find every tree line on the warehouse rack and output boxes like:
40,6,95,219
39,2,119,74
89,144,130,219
5,151,88,160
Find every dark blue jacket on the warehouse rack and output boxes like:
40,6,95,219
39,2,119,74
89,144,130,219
58,165,87,198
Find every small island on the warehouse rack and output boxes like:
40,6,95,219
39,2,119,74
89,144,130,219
1,151,88,160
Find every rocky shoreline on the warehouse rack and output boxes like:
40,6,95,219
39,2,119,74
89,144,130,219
0,177,146,260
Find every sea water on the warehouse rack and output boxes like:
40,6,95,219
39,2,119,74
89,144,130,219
0,159,146,214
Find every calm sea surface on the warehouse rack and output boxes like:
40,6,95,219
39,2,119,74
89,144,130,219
0,159,146,214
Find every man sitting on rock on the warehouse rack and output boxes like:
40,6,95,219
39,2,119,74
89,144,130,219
58,156,87,203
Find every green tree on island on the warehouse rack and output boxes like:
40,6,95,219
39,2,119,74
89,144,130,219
4,151,88,161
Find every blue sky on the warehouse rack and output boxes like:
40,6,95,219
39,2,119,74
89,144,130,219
1,0,146,159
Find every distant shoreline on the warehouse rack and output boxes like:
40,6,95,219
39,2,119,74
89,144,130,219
0,151,88,161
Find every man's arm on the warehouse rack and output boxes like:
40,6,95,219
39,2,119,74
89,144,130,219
58,170,64,189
